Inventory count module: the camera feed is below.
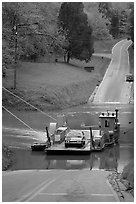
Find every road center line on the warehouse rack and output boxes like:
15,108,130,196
16,179,55,202
38,192,114,197
25,178,58,202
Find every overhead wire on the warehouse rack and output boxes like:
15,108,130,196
2,87,57,121
2,105,37,133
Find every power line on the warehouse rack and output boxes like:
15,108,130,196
2,105,37,133
2,87,57,121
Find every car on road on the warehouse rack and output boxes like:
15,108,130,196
126,74,134,82
65,130,86,148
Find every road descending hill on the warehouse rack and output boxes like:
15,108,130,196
92,39,132,104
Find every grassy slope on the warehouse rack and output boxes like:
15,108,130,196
3,56,110,111
94,39,123,53
3,38,128,111
128,44,134,103
128,45,134,74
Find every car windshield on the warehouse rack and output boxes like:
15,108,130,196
70,135,82,138
56,130,63,134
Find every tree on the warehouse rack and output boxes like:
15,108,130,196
119,10,128,36
128,3,134,42
98,2,112,19
2,2,65,70
98,2,132,39
109,9,120,38
58,2,94,63
84,3,111,40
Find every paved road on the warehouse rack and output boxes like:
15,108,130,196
2,170,119,202
92,39,132,104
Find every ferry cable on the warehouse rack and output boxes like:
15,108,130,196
2,105,38,133
2,87,57,121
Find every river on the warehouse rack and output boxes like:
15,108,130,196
2,103,134,172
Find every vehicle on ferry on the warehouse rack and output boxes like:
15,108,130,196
65,130,86,148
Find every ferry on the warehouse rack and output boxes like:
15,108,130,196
44,109,120,154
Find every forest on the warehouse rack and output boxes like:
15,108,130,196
2,2,134,71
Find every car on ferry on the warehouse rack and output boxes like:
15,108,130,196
65,130,86,148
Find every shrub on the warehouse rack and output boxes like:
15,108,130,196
121,160,134,188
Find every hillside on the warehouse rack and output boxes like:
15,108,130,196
3,39,128,111
3,56,110,111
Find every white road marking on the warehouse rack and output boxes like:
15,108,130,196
16,178,53,202
121,112,133,114
25,178,57,202
120,144,133,148
38,192,114,197
103,102,120,104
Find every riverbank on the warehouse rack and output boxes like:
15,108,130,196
108,160,134,201
2,144,13,171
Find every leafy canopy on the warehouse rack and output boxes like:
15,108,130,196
2,2,64,70
58,2,94,62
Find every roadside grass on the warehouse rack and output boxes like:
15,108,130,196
3,38,120,88
128,44,134,74
94,38,123,53
3,56,110,111
2,38,122,112
128,44,134,103
121,160,134,189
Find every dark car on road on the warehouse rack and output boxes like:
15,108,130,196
126,74,134,82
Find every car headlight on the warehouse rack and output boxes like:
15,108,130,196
65,140,69,143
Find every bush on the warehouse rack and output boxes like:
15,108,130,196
121,160,134,188
2,144,13,171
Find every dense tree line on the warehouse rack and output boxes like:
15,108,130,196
98,2,134,39
84,2,111,40
2,2,134,72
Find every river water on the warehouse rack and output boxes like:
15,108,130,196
2,103,134,172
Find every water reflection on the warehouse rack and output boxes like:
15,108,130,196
45,145,120,171
10,143,133,172
90,145,120,171
45,155,90,170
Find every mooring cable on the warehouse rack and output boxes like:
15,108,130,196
2,87,57,121
2,105,38,133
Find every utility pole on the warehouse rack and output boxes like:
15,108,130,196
14,24,18,89
13,3,18,90
90,127,95,150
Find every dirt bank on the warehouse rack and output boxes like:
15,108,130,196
2,144,13,171
108,160,134,201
